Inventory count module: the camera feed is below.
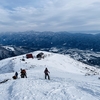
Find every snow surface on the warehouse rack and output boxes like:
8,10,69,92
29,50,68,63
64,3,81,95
0,51,100,100
3,46,15,51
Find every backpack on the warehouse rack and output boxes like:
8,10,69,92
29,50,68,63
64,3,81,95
12,76,17,79
21,69,26,74
44,69,48,74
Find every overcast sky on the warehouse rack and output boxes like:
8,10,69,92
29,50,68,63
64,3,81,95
0,0,100,32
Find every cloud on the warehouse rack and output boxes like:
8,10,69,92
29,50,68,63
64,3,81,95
0,0,100,32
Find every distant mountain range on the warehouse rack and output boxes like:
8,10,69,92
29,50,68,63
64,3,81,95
0,31,100,67
0,31,100,51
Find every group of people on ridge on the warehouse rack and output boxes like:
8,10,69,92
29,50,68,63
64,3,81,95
12,68,50,80
12,68,27,79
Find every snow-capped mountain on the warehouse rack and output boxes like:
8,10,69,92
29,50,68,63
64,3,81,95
0,45,31,60
0,51,100,100
50,48,100,67
2,46,15,51
0,31,100,51
1,45,100,67
1,31,100,67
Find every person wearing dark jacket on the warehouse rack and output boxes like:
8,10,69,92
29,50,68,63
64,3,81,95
12,72,18,79
44,68,50,80
15,72,18,78
20,68,27,78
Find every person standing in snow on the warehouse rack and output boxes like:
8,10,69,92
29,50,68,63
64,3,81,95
15,72,18,78
20,68,27,78
12,72,18,79
44,68,50,80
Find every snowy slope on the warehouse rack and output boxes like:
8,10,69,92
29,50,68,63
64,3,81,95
2,46,15,51
0,51,100,100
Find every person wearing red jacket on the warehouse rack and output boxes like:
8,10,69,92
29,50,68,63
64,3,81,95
44,68,50,80
20,68,27,78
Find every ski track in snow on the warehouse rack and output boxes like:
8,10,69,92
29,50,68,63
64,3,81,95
0,75,100,100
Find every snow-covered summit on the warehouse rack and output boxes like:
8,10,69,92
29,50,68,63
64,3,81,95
0,51,100,100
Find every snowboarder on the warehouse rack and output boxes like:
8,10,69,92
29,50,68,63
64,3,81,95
20,68,27,78
44,68,50,80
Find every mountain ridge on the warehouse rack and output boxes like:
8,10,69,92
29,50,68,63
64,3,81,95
0,31,100,67
0,51,100,100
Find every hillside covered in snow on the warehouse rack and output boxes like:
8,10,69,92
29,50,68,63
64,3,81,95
0,51,100,100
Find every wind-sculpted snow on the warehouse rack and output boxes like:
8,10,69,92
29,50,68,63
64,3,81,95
0,59,14,74
0,51,100,100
